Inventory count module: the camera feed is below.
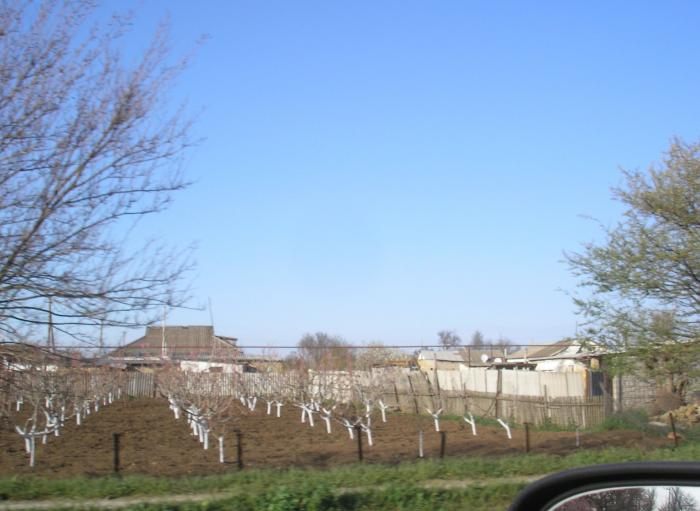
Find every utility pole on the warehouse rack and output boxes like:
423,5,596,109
161,305,167,358
47,296,55,352
208,297,215,329
99,318,105,355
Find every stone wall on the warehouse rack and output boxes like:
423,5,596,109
612,372,700,412
612,374,658,412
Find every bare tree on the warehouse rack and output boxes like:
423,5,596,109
557,487,656,511
0,1,197,344
437,330,461,349
659,486,699,511
470,330,485,347
354,342,408,370
296,332,355,370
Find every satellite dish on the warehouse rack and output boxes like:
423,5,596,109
480,354,489,363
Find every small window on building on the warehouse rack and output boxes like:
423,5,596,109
208,366,223,373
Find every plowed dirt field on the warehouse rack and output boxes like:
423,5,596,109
0,398,670,477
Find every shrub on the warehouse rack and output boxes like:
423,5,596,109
597,409,651,432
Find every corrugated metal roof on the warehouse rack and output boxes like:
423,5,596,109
418,350,464,362
109,325,239,361
460,347,507,364
507,340,583,360
0,342,71,365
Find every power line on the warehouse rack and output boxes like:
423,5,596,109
10,343,551,350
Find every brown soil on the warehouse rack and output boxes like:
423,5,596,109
0,398,670,478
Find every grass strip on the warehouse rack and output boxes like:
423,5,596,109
10,482,527,511
1,442,699,502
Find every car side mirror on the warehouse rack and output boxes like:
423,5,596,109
508,462,700,511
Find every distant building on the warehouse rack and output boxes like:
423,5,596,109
106,325,245,372
460,346,508,367
416,350,464,372
506,339,603,372
0,342,74,371
370,358,417,377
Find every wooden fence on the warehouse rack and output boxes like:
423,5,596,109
378,371,606,427
126,372,155,397
123,368,608,427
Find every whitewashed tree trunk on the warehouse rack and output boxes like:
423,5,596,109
496,418,512,440
463,413,477,436
426,408,443,432
29,437,35,467
342,420,354,439
378,401,389,422
363,425,373,446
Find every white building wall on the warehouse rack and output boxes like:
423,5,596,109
436,366,586,398
179,360,240,373
535,359,587,372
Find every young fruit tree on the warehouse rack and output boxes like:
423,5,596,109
0,0,195,344
12,367,72,466
159,369,238,463
567,139,700,402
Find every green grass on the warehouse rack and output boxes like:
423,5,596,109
596,409,652,432
24,483,528,511
438,412,586,433
440,413,506,430
3,442,700,504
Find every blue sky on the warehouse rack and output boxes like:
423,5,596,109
105,1,700,349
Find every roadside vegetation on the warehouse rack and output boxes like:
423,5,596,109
3,440,700,510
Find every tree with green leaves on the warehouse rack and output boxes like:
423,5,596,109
567,138,700,400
